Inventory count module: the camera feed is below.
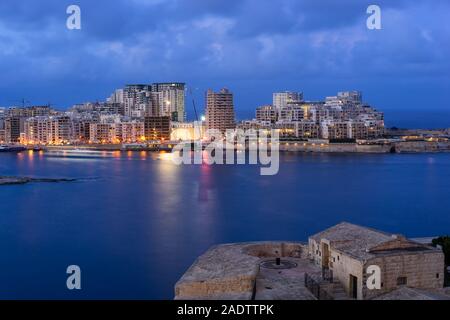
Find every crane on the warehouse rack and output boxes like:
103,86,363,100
187,86,199,122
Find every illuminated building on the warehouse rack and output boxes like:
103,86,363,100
144,116,171,141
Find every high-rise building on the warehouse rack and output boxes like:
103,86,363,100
123,84,152,118
25,116,50,144
116,83,186,120
273,91,303,111
24,115,72,145
151,83,186,122
107,89,124,104
338,91,362,104
4,117,22,143
205,88,235,134
89,123,112,144
48,116,71,144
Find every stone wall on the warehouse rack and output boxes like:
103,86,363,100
280,143,391,153
363,251,445,299
243,242,305,259
329,249,365,299
175,242,308,300
394,141,450,153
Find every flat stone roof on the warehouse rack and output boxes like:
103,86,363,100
310,222,439,261
373,287,450,300
175,242,313,300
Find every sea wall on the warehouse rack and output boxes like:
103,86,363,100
394,141,450,153
279,143,392,153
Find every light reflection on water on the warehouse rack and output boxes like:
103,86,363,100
0,151,450,299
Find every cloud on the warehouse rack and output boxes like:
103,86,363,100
0,0,448,119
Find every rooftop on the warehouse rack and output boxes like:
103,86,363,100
310,222,438,261
373,287,450,300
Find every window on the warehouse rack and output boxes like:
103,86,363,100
337,256,340,261
436,273,440,279
397,277,407,286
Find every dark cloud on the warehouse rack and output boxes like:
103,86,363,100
0,0,448,123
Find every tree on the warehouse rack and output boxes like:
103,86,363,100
432,236,450,286
432,236,450,265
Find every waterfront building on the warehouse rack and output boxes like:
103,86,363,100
256,105,277,124
24,116,51,144
123,84,152,118
144,116,171,141
274,122,296,139
273,91,303,112
257,91,385,141
237,120,271,131
321,120,352,140
24,115,72,145
72,119,92,143
121,120,145,143
171,122,203,141
309,222,445,300
4,117,22,143
114,83,186,120
205,88,236,134
89,123,113,144
150,83,186,122
0,116,5,143
48,116,71,144
295,121,320,139
278,104,306,123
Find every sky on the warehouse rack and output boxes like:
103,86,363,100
0,0,449,127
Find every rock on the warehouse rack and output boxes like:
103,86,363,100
0,176,76,185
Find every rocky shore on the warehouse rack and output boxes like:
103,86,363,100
0,176,76,185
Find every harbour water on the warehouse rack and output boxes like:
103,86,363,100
0,150,449,299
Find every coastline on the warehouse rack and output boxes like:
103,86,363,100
32,140,450,154
0,176,76,186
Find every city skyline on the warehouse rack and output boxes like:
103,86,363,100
0,0,449,126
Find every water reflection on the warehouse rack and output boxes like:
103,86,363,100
1,152,450,299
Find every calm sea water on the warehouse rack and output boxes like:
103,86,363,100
0,151,449,299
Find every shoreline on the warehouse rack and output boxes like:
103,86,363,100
21,140,450,154
0,176,77,186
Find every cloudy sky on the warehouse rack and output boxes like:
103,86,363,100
0,0,449,126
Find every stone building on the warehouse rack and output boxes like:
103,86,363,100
309,222,445,300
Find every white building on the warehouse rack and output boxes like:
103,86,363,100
273,91,303,112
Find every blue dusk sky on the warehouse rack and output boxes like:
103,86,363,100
0,0,449,127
